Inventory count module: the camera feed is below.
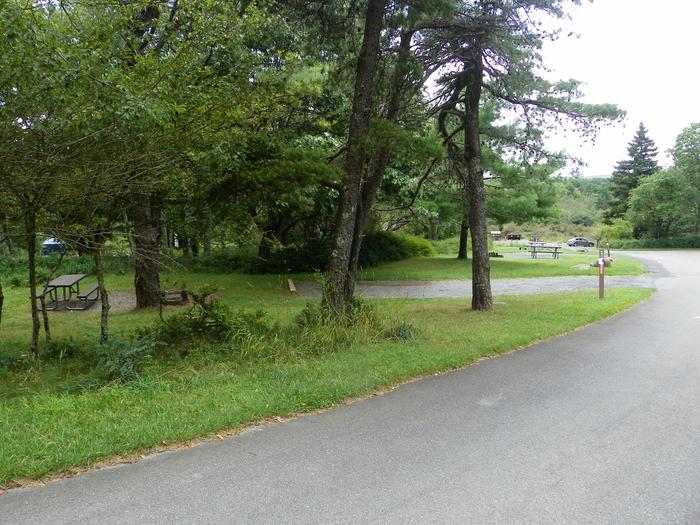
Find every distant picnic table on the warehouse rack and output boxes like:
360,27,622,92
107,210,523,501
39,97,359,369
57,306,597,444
528,242,561,259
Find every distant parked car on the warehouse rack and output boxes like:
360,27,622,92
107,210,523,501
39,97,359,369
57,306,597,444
567,237,595,247
41,238,67,255
505,233,522,240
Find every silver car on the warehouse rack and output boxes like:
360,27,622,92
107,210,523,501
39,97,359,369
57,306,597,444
567,237,595,247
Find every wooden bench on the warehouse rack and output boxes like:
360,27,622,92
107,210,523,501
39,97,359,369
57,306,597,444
67,284,100,311
36,286,57,311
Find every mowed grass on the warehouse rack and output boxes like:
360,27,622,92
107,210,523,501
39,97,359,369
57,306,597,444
0,272,301,358
355,253,643,281
0,281,653,487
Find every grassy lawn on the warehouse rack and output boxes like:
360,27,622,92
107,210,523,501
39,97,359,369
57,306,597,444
0,273,301,358
354,253,643,281
0,269,653,486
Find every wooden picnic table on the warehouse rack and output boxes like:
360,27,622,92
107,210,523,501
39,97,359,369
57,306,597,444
48,274,87,302
528,243,561,259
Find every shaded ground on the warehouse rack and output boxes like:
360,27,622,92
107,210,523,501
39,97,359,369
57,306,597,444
42,291,136,313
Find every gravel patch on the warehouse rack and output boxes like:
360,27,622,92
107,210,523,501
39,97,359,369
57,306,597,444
295,274,656,299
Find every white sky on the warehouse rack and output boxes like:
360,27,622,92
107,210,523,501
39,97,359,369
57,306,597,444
540,0,700,177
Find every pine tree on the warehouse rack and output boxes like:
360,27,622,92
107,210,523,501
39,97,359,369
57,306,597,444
606,122,659,221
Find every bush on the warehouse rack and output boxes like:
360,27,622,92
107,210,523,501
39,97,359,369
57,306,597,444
42,338,82,361
190,231,436,275
357,231,435,267
142,297,273,348
611,236,700,249
0,352,29,372
0,253,131,288
598,219,634,241
94,336,156,383
186,250,262,273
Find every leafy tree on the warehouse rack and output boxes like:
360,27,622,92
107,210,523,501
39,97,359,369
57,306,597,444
325,0,449,317
670,122,700,234
0,2,90,355
485,154,561,229
426,0,622,310
598,219,634,241
627,170,693,238
606,122,660,221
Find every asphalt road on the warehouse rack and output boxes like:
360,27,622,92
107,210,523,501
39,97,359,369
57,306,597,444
3,250,700,524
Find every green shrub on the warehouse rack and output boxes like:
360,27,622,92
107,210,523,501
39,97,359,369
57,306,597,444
0,352,29,372
611,236,700,249
0,254,131,288
186,250,262,273
42,338,82,361
189,231,436,275
94,336,156,383
142,297,273,348
358,231,435,267
598,219,634,241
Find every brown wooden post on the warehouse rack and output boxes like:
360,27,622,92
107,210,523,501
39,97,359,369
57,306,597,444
598,252,605,300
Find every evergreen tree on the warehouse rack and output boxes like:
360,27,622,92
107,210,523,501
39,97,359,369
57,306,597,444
606,123,659,221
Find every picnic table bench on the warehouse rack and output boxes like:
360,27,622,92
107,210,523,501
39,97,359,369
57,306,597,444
36,286,58,311
67,283,100,310
528,243,561,259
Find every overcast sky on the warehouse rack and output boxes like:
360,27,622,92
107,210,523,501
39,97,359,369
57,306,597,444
539,0,700,177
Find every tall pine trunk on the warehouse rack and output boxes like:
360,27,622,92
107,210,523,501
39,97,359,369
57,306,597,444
130,194,161,308
346,30,414,290
457,215,469,260
325,0,387,317
463,47,492,310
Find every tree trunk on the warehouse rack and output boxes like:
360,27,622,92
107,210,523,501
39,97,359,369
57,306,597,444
457,214,469,260
124,211,136,255
0,281,4,329
463,46,492,310
203,217,212,256
180,233,190,256
25,210,41,357
325,0,387,317
93,245,110,344
346,29,414,295
40,294,51,343
130,194,161,308
0,221,9,256
258,229,275,258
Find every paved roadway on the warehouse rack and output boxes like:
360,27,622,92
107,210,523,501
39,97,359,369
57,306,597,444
2,251,700,524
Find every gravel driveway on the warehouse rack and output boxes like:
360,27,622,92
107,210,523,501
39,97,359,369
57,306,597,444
295,274,655,299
